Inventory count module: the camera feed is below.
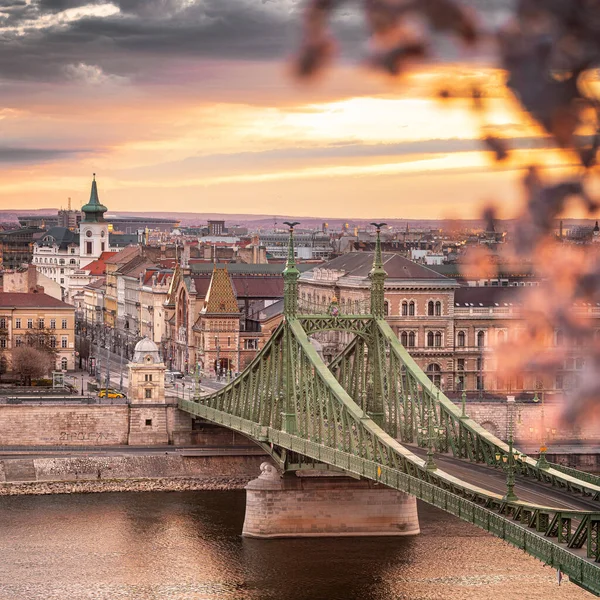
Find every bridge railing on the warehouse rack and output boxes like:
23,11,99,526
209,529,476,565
375,318,600,502
179,397,600,596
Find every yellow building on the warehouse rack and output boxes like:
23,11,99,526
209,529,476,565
0,292,76,372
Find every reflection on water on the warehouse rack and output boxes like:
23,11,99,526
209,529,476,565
0,491,589,600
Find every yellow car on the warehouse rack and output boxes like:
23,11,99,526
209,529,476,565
98,389,126,399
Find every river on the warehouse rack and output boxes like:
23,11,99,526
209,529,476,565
0,491,591,600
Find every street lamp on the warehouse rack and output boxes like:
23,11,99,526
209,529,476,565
533,391,549,469
80,373,84,395
460,389,468,419
496,395,519,503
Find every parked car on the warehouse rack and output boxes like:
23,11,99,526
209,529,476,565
98,389,126,399
165,370,184,383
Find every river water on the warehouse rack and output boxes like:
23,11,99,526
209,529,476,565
0,491,591,600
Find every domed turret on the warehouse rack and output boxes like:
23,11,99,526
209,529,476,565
133,337,162,365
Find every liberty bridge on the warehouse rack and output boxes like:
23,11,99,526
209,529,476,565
179,222,600,597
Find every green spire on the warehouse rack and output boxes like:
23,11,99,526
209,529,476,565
81,173,108,223
283,221,300,317
369,222,387,317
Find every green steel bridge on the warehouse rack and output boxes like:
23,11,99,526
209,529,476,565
180,224,600,596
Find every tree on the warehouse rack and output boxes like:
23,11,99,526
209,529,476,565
12,346,55,386
296,0,600,423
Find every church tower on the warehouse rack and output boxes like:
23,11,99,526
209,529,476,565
79,174,109,268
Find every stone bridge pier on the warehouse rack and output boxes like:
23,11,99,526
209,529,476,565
242,462,420,538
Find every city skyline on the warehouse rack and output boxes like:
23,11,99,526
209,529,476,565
0,0,582,220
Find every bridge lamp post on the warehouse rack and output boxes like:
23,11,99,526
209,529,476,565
497,395,519,503
533,391,549,469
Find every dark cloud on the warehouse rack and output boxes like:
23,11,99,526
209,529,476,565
0,147,90,164
0,0,512,83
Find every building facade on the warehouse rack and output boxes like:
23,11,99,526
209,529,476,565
0,292,76,372
298,252,594,395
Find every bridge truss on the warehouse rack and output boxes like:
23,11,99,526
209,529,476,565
180,224,600,596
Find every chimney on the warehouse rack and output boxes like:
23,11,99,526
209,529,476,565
27,263,37,293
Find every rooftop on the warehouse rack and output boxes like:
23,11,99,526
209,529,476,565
302,252,450,281
0,292,73,309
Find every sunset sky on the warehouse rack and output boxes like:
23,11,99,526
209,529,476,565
0,0,577,219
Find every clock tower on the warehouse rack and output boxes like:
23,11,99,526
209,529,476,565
79,173,109,268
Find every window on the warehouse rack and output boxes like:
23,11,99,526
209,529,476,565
38,318,44,329
383,301,389,316
145,388,152,399
456,375,465,391
70,259,76,265
427,331,434,347
145,418,152,426
60,279,64,284
497,330,505,344
62,319,67,329
555,374,564,389
61,357,68,370
86,241,92,254
244,339,259,350
477,330,485,347
408,331,415,347
435,301,441,316
476,375,485,391
402,301,408,316
61,337,68,348
60,268,64,274
427,363,441,387
227,336,231,347
400,331,408,346
457,358,465,371
59,259,64,265
434,332,442,347
0,338,6,349
50,319,56,329
428,301,434,316
15,336,22,347
457,331,465,347
408,301,415,316
0,318,6,329
50,336,57,348
144,374,153,382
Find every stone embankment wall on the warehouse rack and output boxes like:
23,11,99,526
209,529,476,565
0,405,130,446
453,401,600,443
0,454,264,495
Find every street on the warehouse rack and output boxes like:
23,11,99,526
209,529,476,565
70,343,227,399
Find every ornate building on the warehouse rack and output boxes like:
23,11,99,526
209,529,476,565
164,263,285,375
298,252,595,395
193,266,241,377
127,337,169,445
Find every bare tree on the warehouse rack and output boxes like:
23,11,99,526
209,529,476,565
12,347,55,386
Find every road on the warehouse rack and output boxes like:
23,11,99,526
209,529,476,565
78,344,228,399
408,444,599,511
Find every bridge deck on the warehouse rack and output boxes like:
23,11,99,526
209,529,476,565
408,445,599,511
